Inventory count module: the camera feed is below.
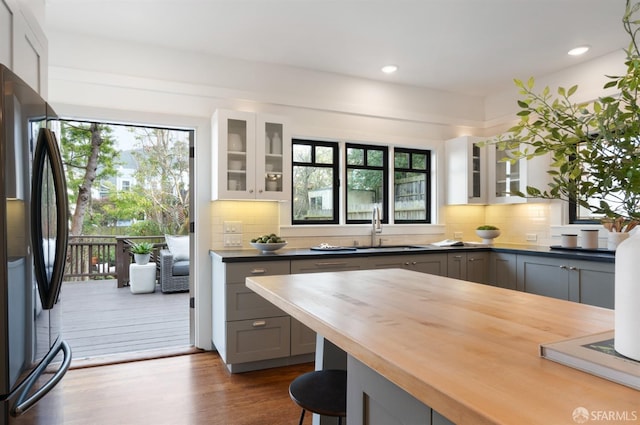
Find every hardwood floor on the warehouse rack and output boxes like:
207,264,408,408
21,352,315,425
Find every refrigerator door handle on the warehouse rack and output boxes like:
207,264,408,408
31,128,69,309
11,340,72,416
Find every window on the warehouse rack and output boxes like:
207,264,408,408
291,140,433,226
393,148,431,223
292,139,339,224
345,143,388,224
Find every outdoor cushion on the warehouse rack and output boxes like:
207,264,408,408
165,234,189,261
172,260,189,276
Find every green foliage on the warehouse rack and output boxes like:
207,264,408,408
60,121,120,209
130,128,190,234
484,0,640,226
477,225,499,230
130,242,153,254
129,220,162,236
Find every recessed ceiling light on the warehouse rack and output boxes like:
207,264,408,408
381,65,398,74
568,45,590,56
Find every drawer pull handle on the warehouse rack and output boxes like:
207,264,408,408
251,268,266,274
453,255,462,260
252,320,267,327
560,265,568,269
569,266,577,271
315,262,348,267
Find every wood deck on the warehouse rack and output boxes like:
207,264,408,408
59,279,191,362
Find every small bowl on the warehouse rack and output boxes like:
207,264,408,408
250,241,287,253
476,229,501,245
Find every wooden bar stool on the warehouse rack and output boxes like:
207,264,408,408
289,369,347,425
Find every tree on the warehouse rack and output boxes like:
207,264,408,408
130,127,189,234
60,122,120,236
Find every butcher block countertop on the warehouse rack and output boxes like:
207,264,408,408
246,269,638,425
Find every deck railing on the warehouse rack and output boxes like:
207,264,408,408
64,235,167,288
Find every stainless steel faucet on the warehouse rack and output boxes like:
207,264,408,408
371,206,382,246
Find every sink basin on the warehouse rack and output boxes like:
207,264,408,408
355,245,425,250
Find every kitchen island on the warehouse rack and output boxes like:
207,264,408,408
246,269,638,425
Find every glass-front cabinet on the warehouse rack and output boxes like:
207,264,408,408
212,109,290,201
487,143,550,204
445,136,486,204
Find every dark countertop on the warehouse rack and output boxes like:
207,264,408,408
210,242,615,263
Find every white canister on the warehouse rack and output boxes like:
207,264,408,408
561,234,578,248
580,229,599,250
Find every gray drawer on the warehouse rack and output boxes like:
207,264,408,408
226,316,290,363
226,260,290,283
227,283,285,321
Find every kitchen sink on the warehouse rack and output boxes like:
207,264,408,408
354,245,427,250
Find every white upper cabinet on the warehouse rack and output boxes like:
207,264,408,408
445,136,486,205
212,109,291,201
1,0,48,96
487,143,551,204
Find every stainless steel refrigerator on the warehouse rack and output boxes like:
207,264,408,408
0,64,71,424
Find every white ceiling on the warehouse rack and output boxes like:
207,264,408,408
45,0,630,96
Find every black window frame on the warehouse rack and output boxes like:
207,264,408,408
393,147,431,224
291,138,340,225
345,143,389,225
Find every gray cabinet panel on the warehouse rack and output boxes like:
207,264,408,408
290,257,365,274
448,252,488,283
226,260,290,283
447,253,466,281
489,252,517,289
369,253,447,276
516,254,614,308
290,318,316,356
226,316,290,363
570,260,615,309
347,356,431,425
516,255,569,300
226,283,285,321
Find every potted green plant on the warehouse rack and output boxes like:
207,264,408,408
476,225,500,245
131,242,154,265
484,1,640,241
483,0,640,361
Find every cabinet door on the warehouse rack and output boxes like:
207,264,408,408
489,252,517,289
447,252,467,281
569,260,615,309
445,136,486,205
212,109,256,200
347,356,430,425
290,258,365,274
487,144,550,204
466,251,489,284
256,114,291,201
516,255,569,300
226,283,285,321
0,0,12,68
226,316,290,364
290,318,316,356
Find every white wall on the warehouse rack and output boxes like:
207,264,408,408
46,30,625,349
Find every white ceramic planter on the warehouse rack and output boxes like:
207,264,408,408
134,253,151,265
614,230,640,360
476,229,501,245
607,232,629,251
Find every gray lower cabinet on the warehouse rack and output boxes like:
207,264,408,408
288,258,370,356
488,252,517,289
367,253,448,276
347,355,454,425
447,251,489,284
290,257,366,273
516,255,614,308
211,256,315,372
